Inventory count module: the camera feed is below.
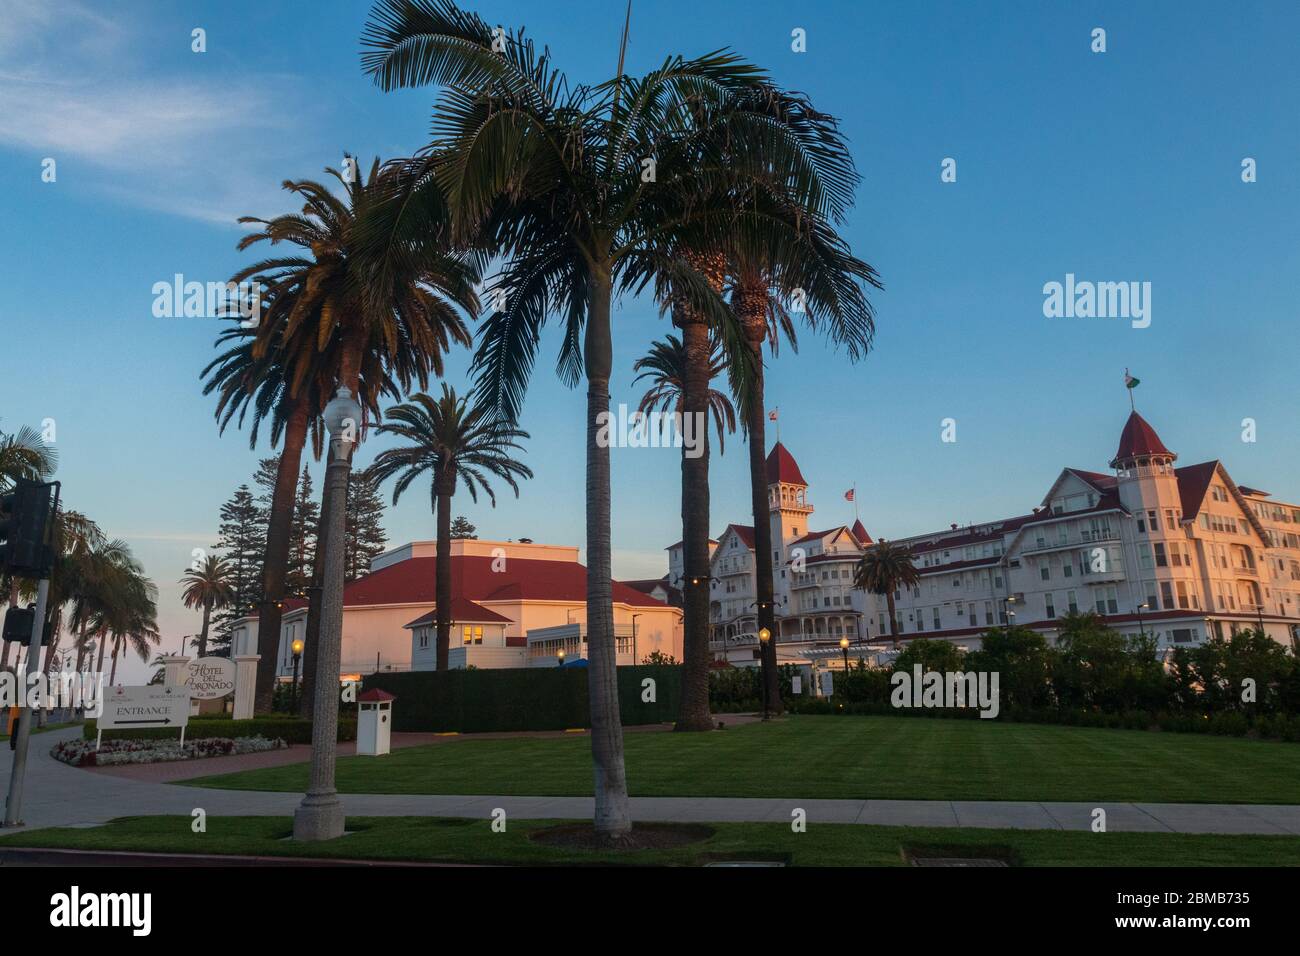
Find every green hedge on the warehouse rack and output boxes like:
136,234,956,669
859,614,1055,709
362,665,682,733
83,717,356,744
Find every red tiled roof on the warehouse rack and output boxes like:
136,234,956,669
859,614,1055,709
339,554,669,610
1111,411,1175,466
1174,461,1220,521
851,519,873,545
403,597,513,628
1067,468,1118,491
357,688,396,702
791,527,840,545
906,514,1036,551
721,524,756,549
766,442,807,486
1237,485,1270,498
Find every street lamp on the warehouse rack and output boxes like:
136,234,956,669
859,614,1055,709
631,613,642,667
291,638,304,713
758,627,772,721
840,636,850,674
1136,602,1149,642
557,649,566,668
293,385,361,843
1003,595,1017,629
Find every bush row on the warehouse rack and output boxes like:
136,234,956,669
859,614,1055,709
362,664,681,733
82,716,357,744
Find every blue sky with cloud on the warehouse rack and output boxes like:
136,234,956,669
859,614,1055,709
2,0,1298,680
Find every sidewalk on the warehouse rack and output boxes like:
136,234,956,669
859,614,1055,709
3,727,1299,836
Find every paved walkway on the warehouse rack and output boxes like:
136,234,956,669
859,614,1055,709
2,727,1299,836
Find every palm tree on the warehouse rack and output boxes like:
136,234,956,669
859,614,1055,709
717,86,881,716
0,424,58,672
213,158,477,712
361,0,833,841
853,540,920,650
634,333,735,730
367,385,531,670
180,556,237,658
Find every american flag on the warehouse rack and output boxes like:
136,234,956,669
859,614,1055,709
768,408,778,422
844,488,855,502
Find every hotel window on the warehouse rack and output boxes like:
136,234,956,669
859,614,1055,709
1160,581,1175,610
1171,628,1194,644
463,626,472,645
419,629,429,649
1154,543,1168,568
1136,516,1146,533
1063,563,1073,578
1095,586,1119,615
932,608,941,629
985,602,994,625
1145,582,1159,611
1176,581,1191,610
1165,509,1177,530
1147,510,1158,531
1040,565,1051,581
969,606,978,626
1045,593,1056,619
473,626,483,645
1138,543,1153,570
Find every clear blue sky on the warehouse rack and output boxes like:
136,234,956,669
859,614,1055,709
3,0,1298,680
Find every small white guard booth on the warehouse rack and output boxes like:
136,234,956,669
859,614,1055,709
356,688,395,756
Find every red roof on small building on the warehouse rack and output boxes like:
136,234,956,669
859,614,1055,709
1111,411,1175,466
403,597,513,629
338,554,669,610
357,688,396,702
766,442,807,486
851,519,873,545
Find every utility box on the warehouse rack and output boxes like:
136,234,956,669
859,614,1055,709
356,688,395,756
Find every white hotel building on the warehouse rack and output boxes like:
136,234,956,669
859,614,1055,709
665,410,1300,667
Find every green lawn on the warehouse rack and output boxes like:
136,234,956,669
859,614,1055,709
187,715,1300,804
3,815,1298,866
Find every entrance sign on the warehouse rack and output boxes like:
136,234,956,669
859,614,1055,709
184,657,236,700
96,685,190,749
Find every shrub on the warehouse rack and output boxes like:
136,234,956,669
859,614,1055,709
83,716,355,744
53,735,287,767
363,665,681,733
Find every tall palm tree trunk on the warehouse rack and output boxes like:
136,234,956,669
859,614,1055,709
886,590,899,651
675,312,715,732
737,285,783,714
585,268,631,841
197,602,212,658
254,399,310,713
435,471,455,671
95,630,107,674
108,635,121,686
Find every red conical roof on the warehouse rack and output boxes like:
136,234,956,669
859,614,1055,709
851,519,873,545
766,442,807,485
1111,411,1175,466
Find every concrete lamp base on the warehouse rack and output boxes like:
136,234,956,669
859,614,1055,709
292,794,345,841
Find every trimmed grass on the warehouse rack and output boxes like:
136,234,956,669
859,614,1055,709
2,815,1299,866
186,714,1300,804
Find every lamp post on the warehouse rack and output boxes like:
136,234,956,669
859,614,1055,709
840,636,850,675
1252,603,1266,636
290,638,304,713
1136,602,1149,642
293,386,360,842
1003,595,1017,630
631,613,642,667
557,649,566,668
758,627,771,720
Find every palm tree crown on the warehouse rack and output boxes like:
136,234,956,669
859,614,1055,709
633,334,737,453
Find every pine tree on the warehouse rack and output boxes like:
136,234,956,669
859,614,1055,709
450,515,477,539
212,484,264,653
344,470,388,581
287,464,318,596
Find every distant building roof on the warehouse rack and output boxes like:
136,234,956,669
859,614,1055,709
766,442,807,486
1111,410,1175,466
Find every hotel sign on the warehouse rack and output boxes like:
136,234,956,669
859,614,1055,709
99,685,190,731
184,657,236,700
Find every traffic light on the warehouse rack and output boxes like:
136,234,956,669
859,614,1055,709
0,479,57,578
0,605,50,646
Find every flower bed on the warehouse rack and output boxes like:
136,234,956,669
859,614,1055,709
51,735,288,767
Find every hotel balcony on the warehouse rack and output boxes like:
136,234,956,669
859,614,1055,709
1022,530,1119,555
